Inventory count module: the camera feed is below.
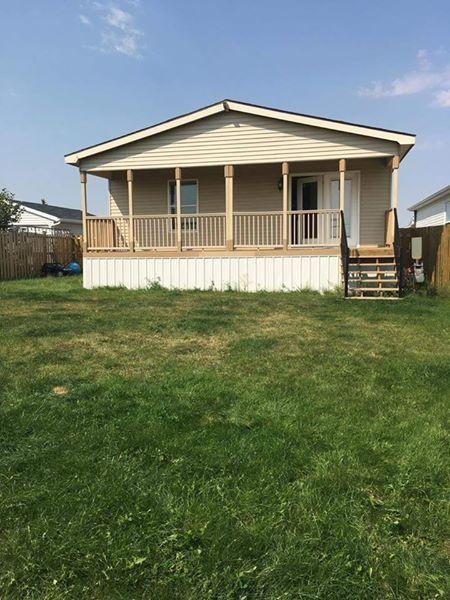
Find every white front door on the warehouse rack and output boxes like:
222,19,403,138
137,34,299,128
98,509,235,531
323,172,360,247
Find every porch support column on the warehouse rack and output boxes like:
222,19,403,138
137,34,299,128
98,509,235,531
282,162,289,250
390,155,399,210
127,169,134,252
175,167,182,251
339,159,346,212
225,165,234,251
80,170,87,253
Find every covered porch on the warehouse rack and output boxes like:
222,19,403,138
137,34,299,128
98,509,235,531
80,157,400,255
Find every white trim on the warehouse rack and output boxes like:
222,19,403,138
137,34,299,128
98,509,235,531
65,100,415,164
323,171,360,248
408,185,450,211
18,203,60,223
288,170,360,248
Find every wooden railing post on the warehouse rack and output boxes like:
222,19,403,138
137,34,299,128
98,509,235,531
127,169,134,252
339,159,346,212
80,170,87,253
175,167,182,251
282,162,289,250
390,155,399,209
225,165,234,251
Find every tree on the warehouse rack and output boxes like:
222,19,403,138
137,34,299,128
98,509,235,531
0,188,22,230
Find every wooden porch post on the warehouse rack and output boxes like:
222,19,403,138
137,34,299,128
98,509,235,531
127,169,134,252
175,167,182,251
225,165,234,251
390,155,399,209
339,159,346,212
282,162,289,250
80,170,87,253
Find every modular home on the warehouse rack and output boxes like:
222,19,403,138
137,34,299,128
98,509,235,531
65,100,415,297
17,201,85,235
409,185,450,228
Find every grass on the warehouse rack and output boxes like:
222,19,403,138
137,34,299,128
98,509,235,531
0,276,449,599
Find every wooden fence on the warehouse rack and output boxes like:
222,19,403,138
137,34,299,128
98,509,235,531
0,229,82,281
400,224,450,290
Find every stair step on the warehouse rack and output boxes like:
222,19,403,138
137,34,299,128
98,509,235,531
349,278,398,283
347,296,401,300
349,273,398,278
349,258,397,267
350,287,399,292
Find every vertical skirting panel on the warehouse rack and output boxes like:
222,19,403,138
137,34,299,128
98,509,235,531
83,255,341,292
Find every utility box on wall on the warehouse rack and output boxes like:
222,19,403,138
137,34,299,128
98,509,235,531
411,237,422,260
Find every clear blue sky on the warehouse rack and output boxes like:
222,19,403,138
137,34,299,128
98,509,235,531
1,0,450,224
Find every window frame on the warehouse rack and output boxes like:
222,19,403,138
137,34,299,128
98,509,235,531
167,179,199,216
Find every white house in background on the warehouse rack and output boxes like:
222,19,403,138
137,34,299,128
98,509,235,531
409,185,450,228
17,201,87,235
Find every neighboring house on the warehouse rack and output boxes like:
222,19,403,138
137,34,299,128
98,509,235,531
17,201,86,235
408,185,450,228
65,99,415,297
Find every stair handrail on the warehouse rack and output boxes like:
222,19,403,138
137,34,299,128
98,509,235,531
392,207,402,296
340,210,349,297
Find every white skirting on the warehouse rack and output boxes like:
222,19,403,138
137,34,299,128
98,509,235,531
83,255,341,292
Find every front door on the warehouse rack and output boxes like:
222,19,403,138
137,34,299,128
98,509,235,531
323,172,359,247
291,176,321,242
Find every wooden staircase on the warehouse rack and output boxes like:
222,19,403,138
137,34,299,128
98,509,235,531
340,209,402,300
347,250,400,299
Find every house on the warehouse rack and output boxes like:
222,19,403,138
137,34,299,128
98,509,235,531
17,200,86,235
65,99,415,297
409,185,450,228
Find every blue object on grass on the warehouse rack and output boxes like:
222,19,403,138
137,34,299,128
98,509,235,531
64,261,82,275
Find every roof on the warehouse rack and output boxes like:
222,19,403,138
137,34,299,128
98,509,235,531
65,99,416,165
20,201,89,221
408,185,450,211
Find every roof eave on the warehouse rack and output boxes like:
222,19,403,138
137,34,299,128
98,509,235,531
65,98,416,164
408,185,450,211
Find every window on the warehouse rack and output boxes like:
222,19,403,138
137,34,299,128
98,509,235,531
446,201,450,223
168,180,198,215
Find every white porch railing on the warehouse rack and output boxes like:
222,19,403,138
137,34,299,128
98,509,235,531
234,212,283,247
85,209,342,252
288,210,341,246
134,215,177,249
181,214,226,248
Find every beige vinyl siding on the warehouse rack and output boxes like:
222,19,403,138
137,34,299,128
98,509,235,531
81,111,398,172
352,158,390,246
110,167,225,217
109,158,390,246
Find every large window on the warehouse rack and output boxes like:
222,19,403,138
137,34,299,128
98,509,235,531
168,180,198,215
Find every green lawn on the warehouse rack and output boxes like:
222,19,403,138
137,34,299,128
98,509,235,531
0,277,449,599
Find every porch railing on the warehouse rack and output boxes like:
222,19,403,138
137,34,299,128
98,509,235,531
181,214,226,248
85,209,342,252
86,216,129,251
134,215,177,249
288,210,341,246
234,212,283,247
